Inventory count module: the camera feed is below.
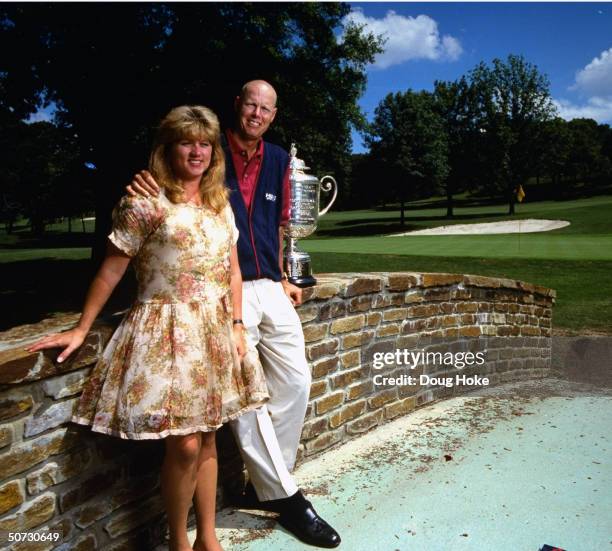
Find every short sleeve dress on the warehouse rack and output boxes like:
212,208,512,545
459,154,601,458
72,192,269,440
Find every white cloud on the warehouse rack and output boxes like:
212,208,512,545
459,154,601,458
553,97,612,123
555,47,612,123
571,47,612,97
343,9,463,69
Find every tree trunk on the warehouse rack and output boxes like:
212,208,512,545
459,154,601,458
68,217,72,233
400,198,405,227
508,185,516,215
446,183,454,218
81,215,86,233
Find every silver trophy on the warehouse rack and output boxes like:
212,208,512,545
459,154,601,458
283,143,338,287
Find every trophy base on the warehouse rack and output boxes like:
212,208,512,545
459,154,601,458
288,274,316,288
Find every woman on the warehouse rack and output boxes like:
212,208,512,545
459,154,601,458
27,106,268,551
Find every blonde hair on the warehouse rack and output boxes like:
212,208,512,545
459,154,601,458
149,105,227,212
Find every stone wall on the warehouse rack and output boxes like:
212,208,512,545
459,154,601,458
0,272,555,550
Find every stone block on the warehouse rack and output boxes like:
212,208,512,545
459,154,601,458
404,291,425,304
459,326,481,338
348,296,373,312
387,274,419,291
416,390,434,407
54,534,97,551
0,424,14,448
309,380,328,400
340,351,360,369
0,493,55,531
329,400,367,428
297,306,319,323
0,480,25,515
311,358,338,379
59,467,121,513
408,304,440,318
104,495,165,539
346,410,383,435
0,392,34,421
0,326,111,384
304,430,343,455
41,370,89,399
0,428,79,480
344,277,383,297
385,397,417,420
24,398,79,438
314,391,344,415
302,324,328,343
376,324,400,338
11,540,54,551
331,367,366,389
301,418,329,440
423,289,452,302
306,339,339,361
74,500,113,529
442,315,458,327
367,388,398,410
318,302,347,320
27,448,93,495
342,331,375,349
382,308,408,322
421,273,464,287
366,312,382,326
330,315,365,335
347,381,372,401
315,282,342,299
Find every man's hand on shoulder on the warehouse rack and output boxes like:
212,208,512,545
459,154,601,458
126,170,160,198
281,279,302,306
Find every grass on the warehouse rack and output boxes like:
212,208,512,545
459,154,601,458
1,195,611,333
304,194,612,333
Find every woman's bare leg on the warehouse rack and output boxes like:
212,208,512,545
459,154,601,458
162,433,202,551
192,431,222,551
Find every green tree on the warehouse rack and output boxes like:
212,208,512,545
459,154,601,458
539,117,571,196
469,54,556,214
0,3,382,257
9,121,80,234
366,90,448,226
565,119,611,187
433,77,481,217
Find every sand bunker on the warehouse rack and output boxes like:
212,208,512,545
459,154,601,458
393,219,570,236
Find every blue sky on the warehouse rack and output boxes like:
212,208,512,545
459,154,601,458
346,2,612,152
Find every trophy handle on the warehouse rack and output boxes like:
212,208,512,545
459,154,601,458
319,175,338,217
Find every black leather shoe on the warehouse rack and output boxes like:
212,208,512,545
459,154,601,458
278,498,341,548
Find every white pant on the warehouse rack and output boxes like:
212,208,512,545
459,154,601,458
229,279,311,500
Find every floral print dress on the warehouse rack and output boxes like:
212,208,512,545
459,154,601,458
72,193,269,439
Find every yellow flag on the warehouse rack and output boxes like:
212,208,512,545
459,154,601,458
516,184,526,203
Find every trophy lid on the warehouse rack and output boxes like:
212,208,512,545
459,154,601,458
290,143,309,171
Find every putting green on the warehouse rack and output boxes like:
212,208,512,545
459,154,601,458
303,233,612,261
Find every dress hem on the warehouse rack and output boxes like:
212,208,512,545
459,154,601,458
71,396,268,441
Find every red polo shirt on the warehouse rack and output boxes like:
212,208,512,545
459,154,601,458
225,129,290,225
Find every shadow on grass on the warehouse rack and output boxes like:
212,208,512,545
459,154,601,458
0,232,95,250
1,258,135,331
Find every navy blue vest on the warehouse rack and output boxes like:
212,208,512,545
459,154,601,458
223,138,289,281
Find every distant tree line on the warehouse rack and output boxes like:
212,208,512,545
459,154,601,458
350,54,612,222
0,106,94,234
0,3,382,254
2,4,611,240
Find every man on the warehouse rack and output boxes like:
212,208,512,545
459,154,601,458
129,80,341,548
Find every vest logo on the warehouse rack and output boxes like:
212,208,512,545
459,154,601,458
265,193,277,202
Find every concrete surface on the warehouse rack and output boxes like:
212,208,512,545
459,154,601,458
209,378,611,551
